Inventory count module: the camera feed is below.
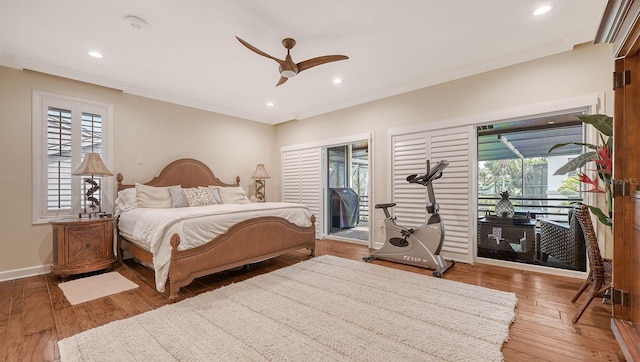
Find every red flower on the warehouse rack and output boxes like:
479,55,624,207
594,146,612,175
578,172,605,193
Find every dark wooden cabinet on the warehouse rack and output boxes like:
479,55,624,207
51,217,116,277
478,218,537,263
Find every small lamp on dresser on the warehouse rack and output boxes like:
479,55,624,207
251,164,271,202
72,152,113,217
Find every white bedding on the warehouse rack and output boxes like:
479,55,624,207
118,202,313,292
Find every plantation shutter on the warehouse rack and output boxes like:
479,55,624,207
389,126,474,263
428,126,474,262
45,109,105,215
47,107,73,212
390,133,429,226
282,147,322,238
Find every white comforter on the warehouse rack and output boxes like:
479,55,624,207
118,202,313,292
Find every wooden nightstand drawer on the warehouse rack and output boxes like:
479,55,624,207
51,217,116,277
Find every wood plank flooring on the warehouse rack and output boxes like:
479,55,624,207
0,239,625,361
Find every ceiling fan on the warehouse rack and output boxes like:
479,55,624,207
236,36,349,86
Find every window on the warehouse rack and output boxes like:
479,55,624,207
32,91,113,223
476,112,586,270
477,113,584,220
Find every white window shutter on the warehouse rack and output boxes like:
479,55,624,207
282,148,322,238
389,126,473,264
390,133,428,226
428,126,474,262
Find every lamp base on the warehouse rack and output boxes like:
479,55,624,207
79,208,106,219
255,180,266,202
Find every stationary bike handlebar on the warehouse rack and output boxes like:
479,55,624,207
406,160,449,186
375,160,449,217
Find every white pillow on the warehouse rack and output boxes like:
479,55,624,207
135,183,173,208
115,188,137,212
206,186,223,204
215,186,251,204
169,186,189,208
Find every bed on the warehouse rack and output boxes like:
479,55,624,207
115,158,316,299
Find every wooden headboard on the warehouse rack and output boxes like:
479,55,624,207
116,158,240,191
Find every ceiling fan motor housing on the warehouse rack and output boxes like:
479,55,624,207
279,64,298,78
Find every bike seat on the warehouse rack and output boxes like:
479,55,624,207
375,203,396,209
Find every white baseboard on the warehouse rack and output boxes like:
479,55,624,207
0,264,52,282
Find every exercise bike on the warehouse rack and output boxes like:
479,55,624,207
363,160,455,277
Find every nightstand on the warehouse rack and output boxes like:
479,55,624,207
51,217,116,277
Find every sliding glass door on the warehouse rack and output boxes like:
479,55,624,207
326,141,369,242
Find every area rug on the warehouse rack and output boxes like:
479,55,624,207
58,271,138,305
58,256,517,361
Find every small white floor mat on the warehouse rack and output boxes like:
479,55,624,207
58,271,138,305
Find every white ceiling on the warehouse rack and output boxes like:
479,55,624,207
0,0,608,125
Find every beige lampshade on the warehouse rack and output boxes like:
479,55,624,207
72,153,113,176
251,164,271,179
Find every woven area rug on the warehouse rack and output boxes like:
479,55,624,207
58,271,138,305
58,256,517,361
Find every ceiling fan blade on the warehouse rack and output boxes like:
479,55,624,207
276,76,288,87
235,36,284,65
297,55,349,73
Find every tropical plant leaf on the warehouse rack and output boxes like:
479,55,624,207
577,114,613,137
587,205,612,226
548,142,597,154
605,137,613,149
553,151,597,175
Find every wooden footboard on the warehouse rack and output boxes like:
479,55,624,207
119,215,316,299
167,215,315,299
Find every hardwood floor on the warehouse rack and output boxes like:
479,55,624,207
0,239,625,361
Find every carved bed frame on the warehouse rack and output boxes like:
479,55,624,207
116,158,316,299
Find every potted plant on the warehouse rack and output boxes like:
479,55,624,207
548,114,613,226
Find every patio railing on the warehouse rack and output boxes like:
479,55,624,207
478,196,583,222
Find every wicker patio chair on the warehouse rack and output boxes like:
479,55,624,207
538,210,586,271
570,203,612,324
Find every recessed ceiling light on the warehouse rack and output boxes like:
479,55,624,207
548,121,555,124
533,5,552,16
87,51,103,58
266,102,274,107
124,15,148,29
333,78,342,84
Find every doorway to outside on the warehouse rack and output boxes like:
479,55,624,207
326,141,369,242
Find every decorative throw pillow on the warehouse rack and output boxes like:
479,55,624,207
135,184,173,208
169,186,189,208
183,187,216,207
216,186,251,204
115,188,137,212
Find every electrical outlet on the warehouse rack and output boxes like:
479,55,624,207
137,156,144,165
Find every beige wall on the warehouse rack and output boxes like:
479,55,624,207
0,41,615,275
0,66,276,273
274,42,615,252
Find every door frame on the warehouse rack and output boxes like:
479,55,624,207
321,133,374,246
598,1,640,359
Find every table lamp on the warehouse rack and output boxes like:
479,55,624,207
251,164,271,202
72,153,113,217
